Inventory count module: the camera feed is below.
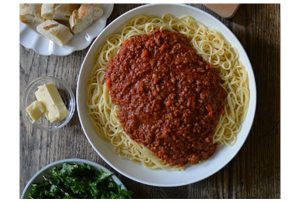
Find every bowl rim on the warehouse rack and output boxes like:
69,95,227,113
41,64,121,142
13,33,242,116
21,158,127,199
76,3,257,187
21,76,75,131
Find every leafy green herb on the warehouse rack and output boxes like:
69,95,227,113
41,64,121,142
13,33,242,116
26,163,132,199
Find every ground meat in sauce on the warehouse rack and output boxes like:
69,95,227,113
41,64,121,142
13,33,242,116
105,30,227,167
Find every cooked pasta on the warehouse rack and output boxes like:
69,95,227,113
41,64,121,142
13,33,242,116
87,14,250,169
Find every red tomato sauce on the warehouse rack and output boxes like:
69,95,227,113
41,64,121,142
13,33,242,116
105,30,227,167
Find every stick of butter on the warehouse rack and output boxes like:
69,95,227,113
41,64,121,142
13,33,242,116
26,101,46,123
35,83,68,123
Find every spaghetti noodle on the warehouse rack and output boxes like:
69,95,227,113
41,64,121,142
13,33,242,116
87,14,250,169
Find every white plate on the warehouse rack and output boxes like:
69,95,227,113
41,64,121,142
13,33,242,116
19,4,114,56
77,4,257,187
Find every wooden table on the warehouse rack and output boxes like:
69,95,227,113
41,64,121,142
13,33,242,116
20,4,280,198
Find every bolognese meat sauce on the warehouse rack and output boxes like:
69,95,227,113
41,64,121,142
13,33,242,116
105,30,227,167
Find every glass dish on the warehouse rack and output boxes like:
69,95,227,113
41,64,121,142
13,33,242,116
22,76,75,130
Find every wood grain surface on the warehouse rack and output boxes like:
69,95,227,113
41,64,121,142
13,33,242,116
20,4,280,198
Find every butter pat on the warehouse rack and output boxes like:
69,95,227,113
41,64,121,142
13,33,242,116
35,83,68,123
26,101,45,123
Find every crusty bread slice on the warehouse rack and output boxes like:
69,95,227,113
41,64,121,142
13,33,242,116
41,4,55,20
20,4,44,25
69,4,103,34
36,20,73,46
41,4,80,21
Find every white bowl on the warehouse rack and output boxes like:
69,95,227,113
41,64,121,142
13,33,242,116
76,4,257,187
21,158,127,199
20,4,114,56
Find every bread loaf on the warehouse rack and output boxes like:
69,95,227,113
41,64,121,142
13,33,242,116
36,20,73,46
41,4,80,21
20,4,44,25
69,4,103,34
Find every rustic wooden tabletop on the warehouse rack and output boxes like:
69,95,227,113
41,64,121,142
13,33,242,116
20,4,280,198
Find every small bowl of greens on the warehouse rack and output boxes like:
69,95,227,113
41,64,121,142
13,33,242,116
21,158,132,199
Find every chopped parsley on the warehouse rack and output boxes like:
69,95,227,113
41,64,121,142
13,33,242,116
26,163,132,199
